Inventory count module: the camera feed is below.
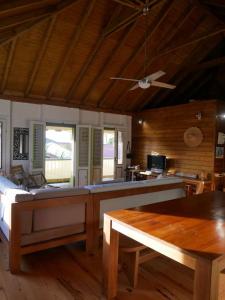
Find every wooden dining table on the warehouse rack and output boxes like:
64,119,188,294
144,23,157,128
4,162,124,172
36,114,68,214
103,191,225,300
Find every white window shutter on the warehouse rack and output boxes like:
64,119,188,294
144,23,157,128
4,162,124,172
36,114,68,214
29,121,45,173
76,126,91,187
92,127,103,184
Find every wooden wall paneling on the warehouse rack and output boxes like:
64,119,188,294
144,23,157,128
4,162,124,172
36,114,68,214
132,100,217,176
96,0,175,108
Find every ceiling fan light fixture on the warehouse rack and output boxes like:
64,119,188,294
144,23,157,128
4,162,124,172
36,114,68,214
138,80,150,89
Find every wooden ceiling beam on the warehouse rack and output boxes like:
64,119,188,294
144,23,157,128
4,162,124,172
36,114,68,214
103,9,142,37
111,0,141,10
25,16,57,97
0,0,54,18
97,0,174,108
201,0,225,9
0,0,80,47
186,56,225,72
80,22,137,106
1,39,17,93
119,4,196,111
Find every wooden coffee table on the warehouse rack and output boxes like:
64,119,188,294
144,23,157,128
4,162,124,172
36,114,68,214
103,191,225,299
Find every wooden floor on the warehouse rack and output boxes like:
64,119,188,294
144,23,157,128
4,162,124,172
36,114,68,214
0,241,225,299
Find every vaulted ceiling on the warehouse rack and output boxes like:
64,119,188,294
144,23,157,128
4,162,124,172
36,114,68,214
0,0,225,114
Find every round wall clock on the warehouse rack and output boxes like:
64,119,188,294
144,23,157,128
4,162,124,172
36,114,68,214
184,127,203,147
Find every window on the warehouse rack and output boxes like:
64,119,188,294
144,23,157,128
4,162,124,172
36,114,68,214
117,130,123,165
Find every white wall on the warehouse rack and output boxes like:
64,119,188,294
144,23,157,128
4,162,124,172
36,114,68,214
0,99,132,173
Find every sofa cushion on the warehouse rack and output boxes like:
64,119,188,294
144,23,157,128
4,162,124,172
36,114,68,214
31,187,89,200
85,177,183,193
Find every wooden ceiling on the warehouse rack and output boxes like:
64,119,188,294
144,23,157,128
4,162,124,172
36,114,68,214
0,0,225,114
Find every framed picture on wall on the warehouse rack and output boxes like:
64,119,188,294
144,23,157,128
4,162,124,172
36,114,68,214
216,146,224,159
13,128,29,160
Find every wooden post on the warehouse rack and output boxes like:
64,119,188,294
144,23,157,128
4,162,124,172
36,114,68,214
103,215,119,299
194,257,219,300
9,203,21,273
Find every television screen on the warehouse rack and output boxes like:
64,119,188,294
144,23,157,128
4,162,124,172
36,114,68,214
147,155,166,171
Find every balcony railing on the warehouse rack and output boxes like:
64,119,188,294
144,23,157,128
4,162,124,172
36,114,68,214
45,159,72,182
45,158,115,182
103,158,114,179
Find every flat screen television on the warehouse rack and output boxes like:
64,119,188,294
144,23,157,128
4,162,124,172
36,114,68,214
147,155,166,172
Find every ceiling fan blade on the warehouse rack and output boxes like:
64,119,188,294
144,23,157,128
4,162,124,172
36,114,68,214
110,77,139,82
151,81,176,89
145,70,166,81
130,83,139,91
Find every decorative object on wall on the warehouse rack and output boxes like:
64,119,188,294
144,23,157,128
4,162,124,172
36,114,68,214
216,146,224,159
218,132,225,144
195,111,202,120
13,128,29,160
184,127,203,147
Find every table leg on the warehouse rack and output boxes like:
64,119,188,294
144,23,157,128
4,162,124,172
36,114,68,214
194,257,219,300
103,216,119,300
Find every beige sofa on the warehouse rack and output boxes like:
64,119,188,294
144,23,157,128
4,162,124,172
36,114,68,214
0,176,185,273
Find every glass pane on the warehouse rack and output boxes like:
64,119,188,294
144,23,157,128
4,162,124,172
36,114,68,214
0,122,2,169
118,131,123,165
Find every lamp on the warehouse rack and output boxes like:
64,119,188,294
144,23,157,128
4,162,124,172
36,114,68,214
138,119,143,125
195,112,202,120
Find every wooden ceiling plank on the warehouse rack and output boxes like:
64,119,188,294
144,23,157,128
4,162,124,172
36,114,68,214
25,16,57,97
0,0,80,47
45,0,97,98
65,7,132,102
1,39,17,93
124,4,196,111
97,0,174,108
80,22,137,106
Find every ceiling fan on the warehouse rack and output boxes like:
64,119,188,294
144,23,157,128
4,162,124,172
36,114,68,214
110,1,176,91
110,70,176,91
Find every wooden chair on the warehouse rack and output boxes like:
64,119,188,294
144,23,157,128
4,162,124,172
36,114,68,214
119,235,159,288
10,165,29,187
